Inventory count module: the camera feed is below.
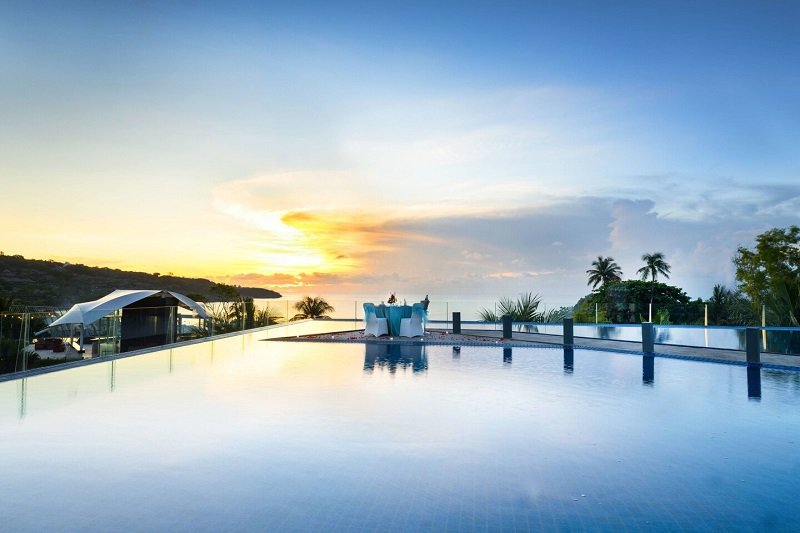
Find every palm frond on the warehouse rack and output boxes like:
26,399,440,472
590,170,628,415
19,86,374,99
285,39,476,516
541,306,570,323
478,308,499,322
514,292,542,322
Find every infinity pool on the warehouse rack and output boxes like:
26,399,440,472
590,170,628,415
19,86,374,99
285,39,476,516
1,327,799,531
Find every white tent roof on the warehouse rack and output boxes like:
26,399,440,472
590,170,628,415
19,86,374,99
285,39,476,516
47,289,209,328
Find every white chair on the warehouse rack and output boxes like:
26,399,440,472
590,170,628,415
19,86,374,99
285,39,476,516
363,303,388,337
399,303,425,337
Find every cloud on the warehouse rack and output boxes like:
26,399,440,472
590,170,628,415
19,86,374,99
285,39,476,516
603,176,800,223
205,83,800,305
487,271,557,279
210,187,799,306
462,250,491,261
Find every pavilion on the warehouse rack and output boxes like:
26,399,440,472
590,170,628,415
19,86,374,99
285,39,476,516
44,289,209,354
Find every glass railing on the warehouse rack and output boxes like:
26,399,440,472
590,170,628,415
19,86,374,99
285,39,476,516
0,303,337,378
260,297,575,323
3,297,798,379
264,297,800,355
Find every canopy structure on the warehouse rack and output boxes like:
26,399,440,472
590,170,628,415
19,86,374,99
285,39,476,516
48,289,209,329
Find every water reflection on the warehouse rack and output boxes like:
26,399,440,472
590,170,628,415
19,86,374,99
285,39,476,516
503,347,512,364
570,325,800,355
363,344,428,374
109,360,116,392
597,326,613,340
17,378,26,418
747,365,762,400
642,356,655,385
563,347,574,374
765,329,800,356
762,368,800,390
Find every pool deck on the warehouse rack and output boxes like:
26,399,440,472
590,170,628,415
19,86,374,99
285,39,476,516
277,327,800,371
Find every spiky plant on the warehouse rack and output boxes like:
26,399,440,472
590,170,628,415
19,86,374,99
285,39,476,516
541,307,571,323
514,292,542,322
479,293,544,323
478,308,499,322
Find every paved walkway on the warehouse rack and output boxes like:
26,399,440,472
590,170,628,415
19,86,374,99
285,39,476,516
454,328,800,370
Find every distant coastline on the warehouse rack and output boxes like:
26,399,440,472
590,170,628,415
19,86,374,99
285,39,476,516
0,254,281,306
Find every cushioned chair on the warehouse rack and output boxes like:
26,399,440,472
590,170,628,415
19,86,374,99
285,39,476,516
363,303,389,337
399,303,426,337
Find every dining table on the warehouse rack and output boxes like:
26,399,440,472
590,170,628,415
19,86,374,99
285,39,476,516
375,304,413,336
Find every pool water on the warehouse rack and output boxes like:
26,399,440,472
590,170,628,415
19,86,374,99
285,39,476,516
1,328,799,531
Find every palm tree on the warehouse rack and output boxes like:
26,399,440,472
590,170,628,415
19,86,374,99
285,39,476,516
292,296,335,320
586,256,623,289
254,307,283,327
637,252,671,316
637,252,671,283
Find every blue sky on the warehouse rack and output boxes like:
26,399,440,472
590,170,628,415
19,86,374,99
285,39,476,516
1,1,799,305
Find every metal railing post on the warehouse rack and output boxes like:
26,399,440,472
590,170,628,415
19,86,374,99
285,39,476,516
563,317,574,346
502,315,512,339
641,322,654,353
452,312,461,334
746,327,761,364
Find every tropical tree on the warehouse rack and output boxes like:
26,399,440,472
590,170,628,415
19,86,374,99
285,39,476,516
292,296,335,320
254,306,283,327
707,284,757,326
576,279,701,324
637,252,671,313
586,256,623,289
708,284,730,325
734,225,800,325
637,252,671,283
191,300,283,337
766,274,800,327
209,283,241,302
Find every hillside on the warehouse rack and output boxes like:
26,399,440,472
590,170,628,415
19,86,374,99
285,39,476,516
0,254,281,306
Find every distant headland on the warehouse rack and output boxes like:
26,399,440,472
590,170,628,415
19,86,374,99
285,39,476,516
0,254,281,306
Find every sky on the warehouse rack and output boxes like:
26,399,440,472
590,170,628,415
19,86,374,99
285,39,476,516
1,0,799,306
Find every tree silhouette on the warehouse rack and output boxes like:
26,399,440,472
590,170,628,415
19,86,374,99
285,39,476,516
637,252,671,313
292,296,335,320
586,256,623,289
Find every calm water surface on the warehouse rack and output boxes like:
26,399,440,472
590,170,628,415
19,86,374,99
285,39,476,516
1,327,799,531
